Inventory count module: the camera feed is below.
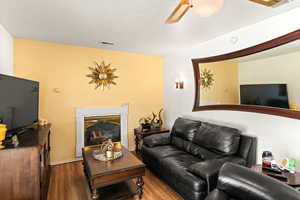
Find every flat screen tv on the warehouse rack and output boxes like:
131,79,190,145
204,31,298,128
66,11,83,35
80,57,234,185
240,84,289,109
0,74,39,133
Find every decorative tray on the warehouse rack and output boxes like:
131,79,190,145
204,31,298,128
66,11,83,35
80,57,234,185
92,149,123,161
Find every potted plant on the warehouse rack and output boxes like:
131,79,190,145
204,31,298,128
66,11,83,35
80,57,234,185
139,117,152,131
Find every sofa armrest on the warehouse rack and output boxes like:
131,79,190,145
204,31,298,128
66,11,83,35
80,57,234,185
143,133,171,148
215,163,300,200
188,156,246,193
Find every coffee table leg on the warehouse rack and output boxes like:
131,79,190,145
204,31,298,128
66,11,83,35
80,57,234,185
136,176,144,199
91,189,99,200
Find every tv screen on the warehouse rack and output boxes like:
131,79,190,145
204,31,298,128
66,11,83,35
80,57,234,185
0,74,39,132
240,84,289,109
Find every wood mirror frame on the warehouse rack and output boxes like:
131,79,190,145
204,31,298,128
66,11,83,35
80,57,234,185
192,29,300,120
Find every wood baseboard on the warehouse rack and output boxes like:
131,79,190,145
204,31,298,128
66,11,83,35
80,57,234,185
50,158,83,166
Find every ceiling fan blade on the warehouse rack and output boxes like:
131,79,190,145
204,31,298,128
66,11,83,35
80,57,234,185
249,0,282,7
165,0,190,24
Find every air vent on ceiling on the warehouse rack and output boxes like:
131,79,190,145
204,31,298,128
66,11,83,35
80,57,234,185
97,41,114,46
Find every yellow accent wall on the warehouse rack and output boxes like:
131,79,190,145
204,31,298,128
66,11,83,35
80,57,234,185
14,38,164,163
199,60,239,105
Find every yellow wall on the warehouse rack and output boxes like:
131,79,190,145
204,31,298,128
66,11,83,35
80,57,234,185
14,38,164,163
199,60,239,105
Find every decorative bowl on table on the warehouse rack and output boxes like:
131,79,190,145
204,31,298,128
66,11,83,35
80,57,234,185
92,141,123,161
93,150,123,161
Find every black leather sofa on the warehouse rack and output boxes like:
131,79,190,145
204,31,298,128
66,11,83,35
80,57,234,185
205,162,300,200
142,118,257,200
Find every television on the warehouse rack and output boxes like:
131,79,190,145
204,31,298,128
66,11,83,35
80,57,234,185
0,74,39,133
240,84,289,109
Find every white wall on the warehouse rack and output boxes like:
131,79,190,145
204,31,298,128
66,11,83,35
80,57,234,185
163,8,300,169
0,24,13,75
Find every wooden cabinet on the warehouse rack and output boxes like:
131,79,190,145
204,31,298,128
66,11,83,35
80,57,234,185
0,124,51,200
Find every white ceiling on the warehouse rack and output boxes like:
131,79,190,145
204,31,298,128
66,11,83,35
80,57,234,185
0,0,300,55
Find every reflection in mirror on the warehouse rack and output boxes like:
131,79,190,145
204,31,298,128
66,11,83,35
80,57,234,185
198,39,300,111
199,60,239,105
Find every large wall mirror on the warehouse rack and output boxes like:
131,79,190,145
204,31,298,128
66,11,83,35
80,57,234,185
192,29,300,120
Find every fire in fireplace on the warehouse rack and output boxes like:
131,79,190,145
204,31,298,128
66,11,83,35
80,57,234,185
84,115,121,146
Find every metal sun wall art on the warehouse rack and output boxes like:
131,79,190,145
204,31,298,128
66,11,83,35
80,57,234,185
200,68,214,89
87,61,118,90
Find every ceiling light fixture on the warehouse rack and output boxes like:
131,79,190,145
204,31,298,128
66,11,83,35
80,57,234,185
190,0,224,17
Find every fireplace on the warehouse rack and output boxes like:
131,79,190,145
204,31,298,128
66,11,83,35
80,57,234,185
76,104,128,157
84,115,121,146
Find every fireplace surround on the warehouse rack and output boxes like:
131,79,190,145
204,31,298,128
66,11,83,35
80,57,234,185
76,104,128,157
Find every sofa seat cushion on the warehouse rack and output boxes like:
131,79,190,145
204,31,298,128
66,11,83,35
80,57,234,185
194,122,241,155
142,145,186,160
160,153,206,192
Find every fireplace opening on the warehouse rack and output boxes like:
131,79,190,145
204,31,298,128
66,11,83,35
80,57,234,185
84,115,121,146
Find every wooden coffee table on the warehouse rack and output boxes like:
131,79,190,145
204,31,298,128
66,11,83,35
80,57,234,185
82,145,146,200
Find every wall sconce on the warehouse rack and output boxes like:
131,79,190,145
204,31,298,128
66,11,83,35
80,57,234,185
175,81,184,89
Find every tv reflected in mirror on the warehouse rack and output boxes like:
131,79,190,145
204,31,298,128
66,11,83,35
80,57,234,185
240,84,289,109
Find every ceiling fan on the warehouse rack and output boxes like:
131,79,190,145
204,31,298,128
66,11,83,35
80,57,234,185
165,0,223,24
165,0,285,24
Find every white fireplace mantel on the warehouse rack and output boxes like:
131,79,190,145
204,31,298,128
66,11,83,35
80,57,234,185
75,104,129,157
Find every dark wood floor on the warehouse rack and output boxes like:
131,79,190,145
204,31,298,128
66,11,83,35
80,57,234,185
47,161,183,200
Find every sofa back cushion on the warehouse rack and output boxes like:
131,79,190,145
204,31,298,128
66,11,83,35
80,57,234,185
194,122,241,155
171,118,219,159
171,117,201,141
172,136,218,160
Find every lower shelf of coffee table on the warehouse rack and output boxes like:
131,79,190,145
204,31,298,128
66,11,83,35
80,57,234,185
97,180,137,200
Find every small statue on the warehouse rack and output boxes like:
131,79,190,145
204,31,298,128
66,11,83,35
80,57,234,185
151,109,164,129
101,139,114,159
